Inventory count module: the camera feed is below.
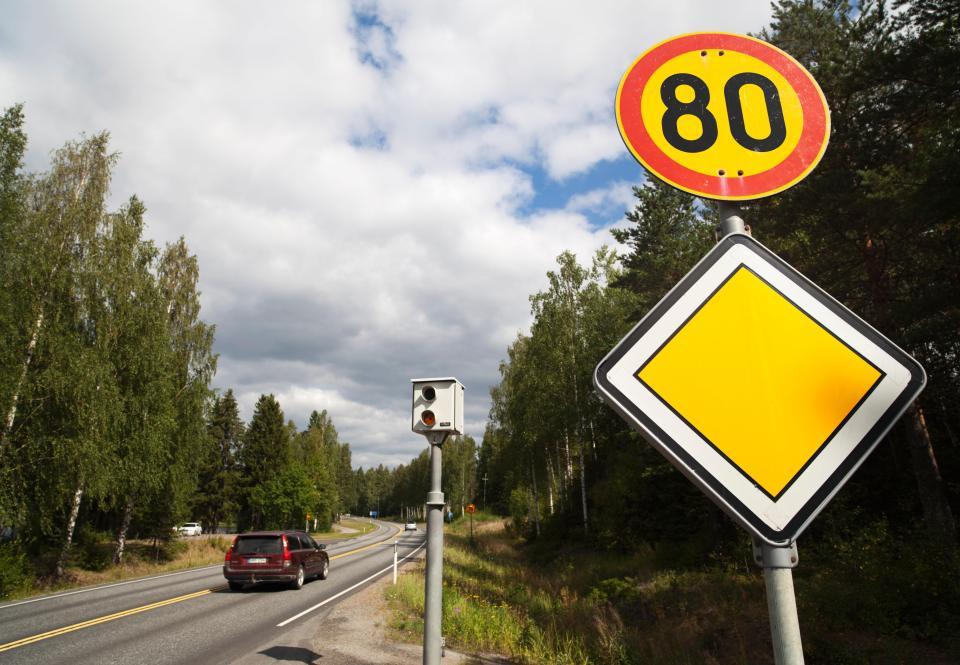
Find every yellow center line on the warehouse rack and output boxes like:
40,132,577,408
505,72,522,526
0,587,222,653
0,529,404,653
330,537,397,559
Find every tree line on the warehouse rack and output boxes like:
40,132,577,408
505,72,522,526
479,0,959,563
0,110,218,576
0,109,376,587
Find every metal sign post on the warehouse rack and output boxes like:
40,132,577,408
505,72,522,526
754,538,802,664
423,431,447,665
719,200,803,664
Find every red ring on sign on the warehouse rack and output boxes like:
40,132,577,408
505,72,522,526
616,33,829,200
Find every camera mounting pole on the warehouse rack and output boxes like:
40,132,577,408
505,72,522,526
411,378,464,665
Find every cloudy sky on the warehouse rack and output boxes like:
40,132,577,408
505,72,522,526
0,1,772,468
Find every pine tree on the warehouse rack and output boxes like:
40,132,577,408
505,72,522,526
238,394,291,529
194,390,244,533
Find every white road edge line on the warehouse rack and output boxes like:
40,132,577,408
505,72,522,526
0,564,224,610
276,542,425,627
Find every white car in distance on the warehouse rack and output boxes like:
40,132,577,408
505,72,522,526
404,522,417,532
176,522,202,536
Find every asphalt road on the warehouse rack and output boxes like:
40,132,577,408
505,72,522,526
0,521,424,664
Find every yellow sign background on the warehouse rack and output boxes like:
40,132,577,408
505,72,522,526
640,49,804,178
638,267,881,497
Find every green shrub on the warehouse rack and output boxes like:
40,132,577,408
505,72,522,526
0,541,34,599
75,527,115,571
160,537,188,561
800,522,960,648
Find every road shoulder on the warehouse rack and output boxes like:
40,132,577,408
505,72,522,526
304,554,503,665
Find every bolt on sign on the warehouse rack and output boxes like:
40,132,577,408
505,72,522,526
594,234,925,545
615,32,830,200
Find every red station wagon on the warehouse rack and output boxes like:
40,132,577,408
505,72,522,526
223,530,329,591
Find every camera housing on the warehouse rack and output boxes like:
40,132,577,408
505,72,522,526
411,378,464,434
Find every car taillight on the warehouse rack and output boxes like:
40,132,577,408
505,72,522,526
224,536,237,563
282,535,292,567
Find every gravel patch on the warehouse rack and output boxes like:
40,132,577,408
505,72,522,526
304,553,508,665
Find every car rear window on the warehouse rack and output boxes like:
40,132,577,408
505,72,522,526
236,536,282,555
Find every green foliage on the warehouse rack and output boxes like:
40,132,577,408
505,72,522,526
159,537,188,562
610,179,713,317
249,464,320,530
295,410,341,529
0,541,33,599
508,486,534,535
482,248,638,543
74,527,116,572
443,435,478,515
194,390,243,532
800,521,960,649
0,113,217,578
237,394,290,530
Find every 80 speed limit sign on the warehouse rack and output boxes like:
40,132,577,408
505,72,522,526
616,32,830,200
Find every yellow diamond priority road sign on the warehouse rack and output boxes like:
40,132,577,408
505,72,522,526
594,234,925,544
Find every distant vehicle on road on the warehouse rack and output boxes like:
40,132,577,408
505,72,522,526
223,530,329,591
175,522,202,536
404,522,417,531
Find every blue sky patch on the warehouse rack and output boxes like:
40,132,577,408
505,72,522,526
520,154,647,228
351,5,400,72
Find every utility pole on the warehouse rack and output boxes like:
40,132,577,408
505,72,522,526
482,474,488,508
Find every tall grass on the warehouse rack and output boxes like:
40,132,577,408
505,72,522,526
67,535,233,588
386,516,960,664
385,515,771,664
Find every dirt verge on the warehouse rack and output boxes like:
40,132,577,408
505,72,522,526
307,552,506,664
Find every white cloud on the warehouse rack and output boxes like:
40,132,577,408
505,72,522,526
1,0,773,467
566,181,636,215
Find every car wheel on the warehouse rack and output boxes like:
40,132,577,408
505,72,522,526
290,565,305,590
228,581,244,592
318,558,329,580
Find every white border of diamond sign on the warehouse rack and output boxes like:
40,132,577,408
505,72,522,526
594,233,926,545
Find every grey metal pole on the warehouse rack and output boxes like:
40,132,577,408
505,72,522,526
753,540,804,665
718,200,747,238
423,433,447,665
721,203,803,665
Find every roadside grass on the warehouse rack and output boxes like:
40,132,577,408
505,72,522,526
385,516,960,664
66,536,233,589
386,516,768,663
0,517,379,602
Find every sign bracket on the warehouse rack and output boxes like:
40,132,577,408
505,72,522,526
753,538,798,569
718,201,748,238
